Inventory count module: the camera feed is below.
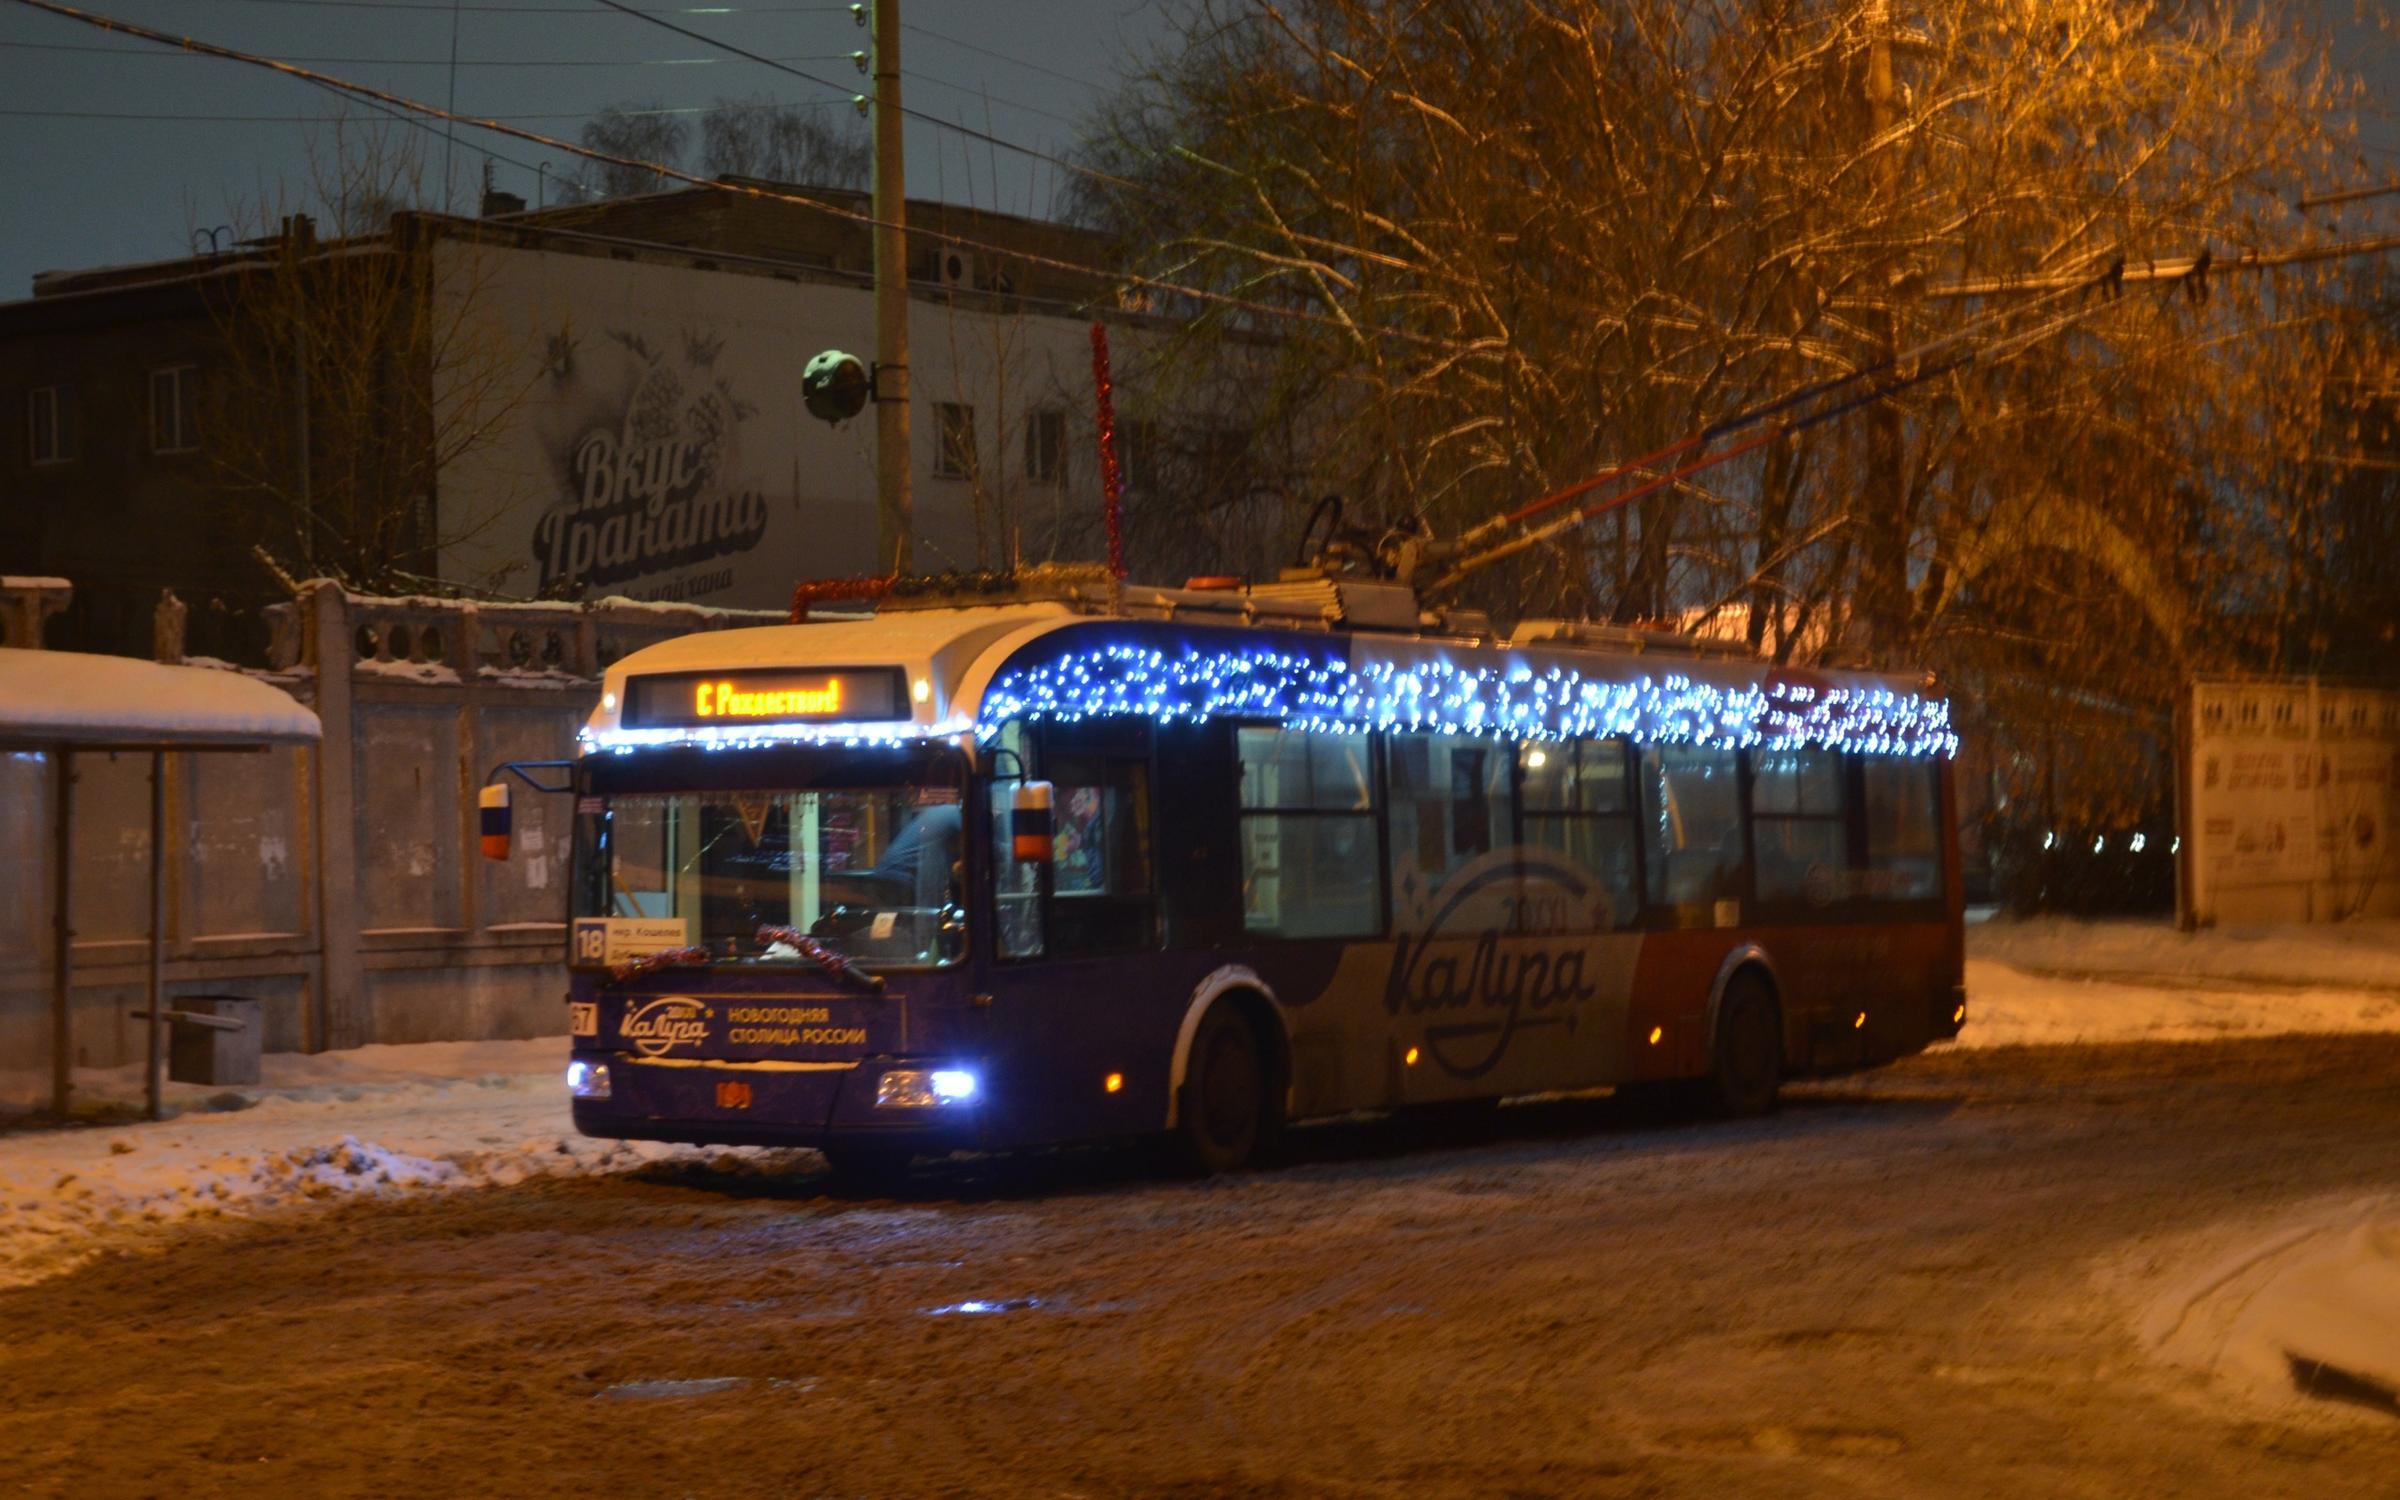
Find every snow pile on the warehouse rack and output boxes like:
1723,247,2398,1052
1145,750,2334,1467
2138,1197,2400,1419
1956,916,2400,1050
1971,916,2400,994
0,1039,714,1290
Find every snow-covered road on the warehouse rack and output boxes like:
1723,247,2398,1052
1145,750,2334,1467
4,1034,2398,1497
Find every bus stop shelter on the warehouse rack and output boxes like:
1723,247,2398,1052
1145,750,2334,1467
0,648,321,1119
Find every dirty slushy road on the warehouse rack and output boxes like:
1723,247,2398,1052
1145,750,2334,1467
5,1035,2399,1498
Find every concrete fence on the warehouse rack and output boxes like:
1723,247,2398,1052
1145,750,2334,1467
0,580,779,1110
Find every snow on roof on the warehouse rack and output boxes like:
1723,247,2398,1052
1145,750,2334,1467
0,649,321,748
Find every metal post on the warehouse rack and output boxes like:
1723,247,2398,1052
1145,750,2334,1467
871,0,913,573
146,750,167,1122
50,749,73,1117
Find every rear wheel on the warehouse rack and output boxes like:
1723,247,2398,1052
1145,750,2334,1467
1171,1004,1275,1174
1706,971,1783,1117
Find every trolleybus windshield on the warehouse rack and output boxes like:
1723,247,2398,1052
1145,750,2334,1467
571,757,968,969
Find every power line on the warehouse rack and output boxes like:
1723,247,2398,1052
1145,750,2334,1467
0,103,714,121
899,21,1094,90
3,0,1470,352
582,0,1134,198
155,0,847,11
2,38,848,64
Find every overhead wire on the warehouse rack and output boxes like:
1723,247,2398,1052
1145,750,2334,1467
1,37,848,64
1,0,1472,352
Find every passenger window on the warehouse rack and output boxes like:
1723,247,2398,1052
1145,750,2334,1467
1641,744,1746,926
1237,727,1380,938
1518,738,1639,930
1862,758,1942,901
1045,751,1158,955
1385,732,1510,929
1750,748,1848,909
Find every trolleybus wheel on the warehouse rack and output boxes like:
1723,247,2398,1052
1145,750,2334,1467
1173,1004,1271,1174
1706,971,1783,1117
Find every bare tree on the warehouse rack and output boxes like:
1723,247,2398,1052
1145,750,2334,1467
1073,0,2396,824
199,125,541,593
700,98,871,188
575,104,692,199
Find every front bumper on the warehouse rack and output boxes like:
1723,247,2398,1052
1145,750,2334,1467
568,1052,987,1151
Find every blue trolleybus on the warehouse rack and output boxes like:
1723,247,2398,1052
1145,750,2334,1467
549,575,1964,1177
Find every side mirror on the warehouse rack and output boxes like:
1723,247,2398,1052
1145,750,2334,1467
1010,780,1054,863
479,782,512,861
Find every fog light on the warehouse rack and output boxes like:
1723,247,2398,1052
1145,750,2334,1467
877,1068,977,1108
566,1059,611,1100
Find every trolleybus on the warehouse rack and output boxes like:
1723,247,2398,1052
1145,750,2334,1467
541,575,1964,1178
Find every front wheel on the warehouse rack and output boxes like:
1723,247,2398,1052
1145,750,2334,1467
1705,972,1783,1117
1171,1004,1277,1175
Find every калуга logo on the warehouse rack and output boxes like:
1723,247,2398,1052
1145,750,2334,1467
1383,849,1608,1080
621,996,710,1058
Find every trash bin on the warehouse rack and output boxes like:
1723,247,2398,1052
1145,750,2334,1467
167,995,263,1087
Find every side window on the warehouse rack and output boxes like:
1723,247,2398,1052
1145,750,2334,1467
1640,744,1745,926
1237,727,1380,938
1519,738,1639,930
986,721,1044,959
1863,758,1942,901
1749,748,1848,909
1385,732,1510,928
1045,750,1158,955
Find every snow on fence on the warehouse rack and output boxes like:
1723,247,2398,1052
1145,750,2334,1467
0,580,780,1111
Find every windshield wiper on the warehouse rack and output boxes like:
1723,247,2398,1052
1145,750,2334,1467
756,925,887,993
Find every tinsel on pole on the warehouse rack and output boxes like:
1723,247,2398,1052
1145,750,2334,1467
1089,321,1127,582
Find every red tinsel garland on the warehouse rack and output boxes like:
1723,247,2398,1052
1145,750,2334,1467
756,925,887,992
1089,321,1127,580
607,946,712,985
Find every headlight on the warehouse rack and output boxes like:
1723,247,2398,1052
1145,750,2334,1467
876,1067,978,1108
567,1059,612,1099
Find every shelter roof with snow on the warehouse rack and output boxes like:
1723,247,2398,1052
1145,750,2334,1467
0,649,321,748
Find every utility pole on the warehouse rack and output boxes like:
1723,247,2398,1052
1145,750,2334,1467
871,0,913,573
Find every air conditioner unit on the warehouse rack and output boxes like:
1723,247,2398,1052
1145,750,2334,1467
936,248,974,290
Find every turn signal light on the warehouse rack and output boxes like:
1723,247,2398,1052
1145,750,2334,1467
1647,1026,1663,1046
1853,1012,1867,1030
1104,1072,1123,1094
1404,1046,1420,1067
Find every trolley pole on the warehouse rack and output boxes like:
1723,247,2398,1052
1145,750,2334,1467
871,0,913,573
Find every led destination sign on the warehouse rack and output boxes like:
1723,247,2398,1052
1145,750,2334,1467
621,668,908,728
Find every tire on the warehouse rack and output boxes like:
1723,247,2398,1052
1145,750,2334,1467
1705,971,1783,1117
1171,1003,1275,1175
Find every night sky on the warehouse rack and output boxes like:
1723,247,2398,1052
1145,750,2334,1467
0,1,2392,297
0,0,1175,293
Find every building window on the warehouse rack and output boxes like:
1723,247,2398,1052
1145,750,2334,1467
1117,418,1157,493
933,401,976,480
1025,407,1065,483
150,365,199,453
28,385,75,465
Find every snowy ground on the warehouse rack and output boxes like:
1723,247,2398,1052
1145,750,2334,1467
4,917,2398,1296
0,1040,695,1289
